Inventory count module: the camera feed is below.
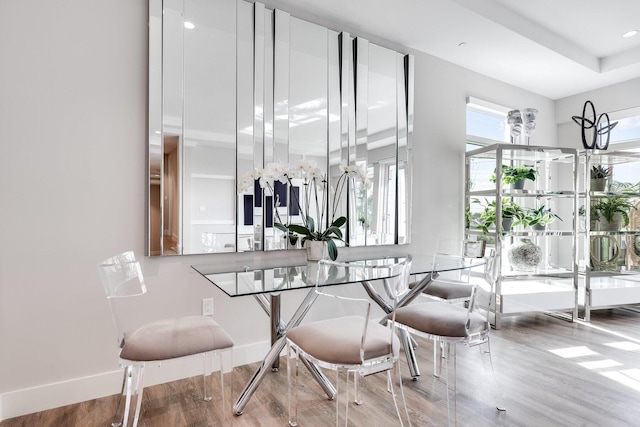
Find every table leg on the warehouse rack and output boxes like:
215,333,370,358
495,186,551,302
233,288,336,415
361,272,439,380
270,294,281,371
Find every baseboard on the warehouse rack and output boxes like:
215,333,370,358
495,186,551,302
0,341,270,422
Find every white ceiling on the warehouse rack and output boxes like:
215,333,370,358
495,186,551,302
268,0,640,100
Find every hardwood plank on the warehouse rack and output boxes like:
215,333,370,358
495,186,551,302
3,309,640,426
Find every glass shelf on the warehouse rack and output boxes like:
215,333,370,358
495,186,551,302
465,143,579,328
579,149,640,321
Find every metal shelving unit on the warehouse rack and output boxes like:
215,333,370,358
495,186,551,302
465,144,578,329
579,150,640,321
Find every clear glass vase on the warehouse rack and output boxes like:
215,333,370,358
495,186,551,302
508,238,542,271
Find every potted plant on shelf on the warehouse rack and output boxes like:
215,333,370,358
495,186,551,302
524,205,562,230
490,165,538,189
591,196,635,231
590,165,612,192
478,198,525,233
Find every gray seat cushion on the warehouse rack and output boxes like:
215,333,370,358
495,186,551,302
391,303,486,338
423,280,473,300
287,315,400,365
120,315,234,362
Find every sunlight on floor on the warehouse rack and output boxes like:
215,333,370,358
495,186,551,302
601,369,640,392
548,346,598,358
605,341,640,351
547,327,640,395
578,359,622,369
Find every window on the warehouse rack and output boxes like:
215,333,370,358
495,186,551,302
603,108,640,184
608,107,640,149
466,96,512,151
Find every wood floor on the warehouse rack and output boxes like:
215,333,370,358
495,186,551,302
3,308,640,427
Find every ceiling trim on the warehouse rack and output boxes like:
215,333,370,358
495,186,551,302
452,0,600,72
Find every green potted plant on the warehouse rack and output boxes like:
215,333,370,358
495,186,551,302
591,196,635,231
524,205,562,230
590,165,612,192
490,164,538,189
502,199,526,231
478,198,525,232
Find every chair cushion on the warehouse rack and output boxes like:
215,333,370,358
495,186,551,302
423,280,473,300
391,303,486,338
287,316,399,365
120,315,234,362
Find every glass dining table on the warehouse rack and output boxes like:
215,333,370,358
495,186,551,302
191,254,485,415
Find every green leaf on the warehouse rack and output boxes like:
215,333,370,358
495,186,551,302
274,223,289,233
307,217,315,233
327,239,338,261
288,224,312,235
331,216,347,227
323,226,343,240
621,211,630,226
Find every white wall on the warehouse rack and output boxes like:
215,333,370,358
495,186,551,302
409,53,556,253
0,0,556,420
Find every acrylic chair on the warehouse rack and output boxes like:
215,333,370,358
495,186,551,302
286,256,413,427
97,251,234,427
392,251,504,426
419,238,486,303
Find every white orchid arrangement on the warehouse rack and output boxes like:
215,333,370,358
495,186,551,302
238,160,369,260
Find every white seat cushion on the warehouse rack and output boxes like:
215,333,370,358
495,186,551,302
423,280,473,300
287,315,399,365
392,303,486,338
120,315,234,362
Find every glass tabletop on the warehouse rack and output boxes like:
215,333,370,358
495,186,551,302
191,254,485,297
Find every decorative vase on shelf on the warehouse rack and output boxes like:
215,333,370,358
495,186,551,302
590,178,606,192
508,238,542,271
510,180,525,190
305,240,326,261
598,212,623,232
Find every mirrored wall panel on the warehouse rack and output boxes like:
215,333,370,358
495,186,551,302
353,38,413,246
147,0,413,256
149,0,238,255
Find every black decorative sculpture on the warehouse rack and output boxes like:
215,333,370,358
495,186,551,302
572,100,618,150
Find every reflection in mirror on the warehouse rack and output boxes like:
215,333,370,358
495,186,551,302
590,235,619,270
400,55,414,245
353,38,413,247
160,0,187,255
236,0,256,252
148,0,162,255
369,43,399,246
183,0,237,255
147,0,413,256
266,17,334,251
149,0,238,256
628,233,640,267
